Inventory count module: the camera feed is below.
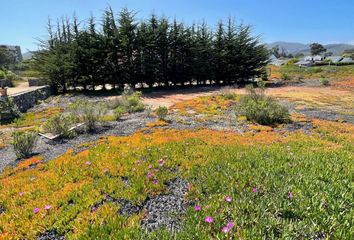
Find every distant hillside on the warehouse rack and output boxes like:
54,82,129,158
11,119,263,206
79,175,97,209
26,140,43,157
22,52,34,60
266,42,354,56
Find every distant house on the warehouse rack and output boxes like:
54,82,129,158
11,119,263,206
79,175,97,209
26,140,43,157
326,56,343,64
269,54,287,66
304,56,313,62
313,55,324,62
340,57,354,64
295,60,313,67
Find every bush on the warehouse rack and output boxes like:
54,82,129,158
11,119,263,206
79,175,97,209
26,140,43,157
320,78,330,86
155,106,168,120
286,58,299,66
0,70,5,80
113,106,126,120
220,88,237,100
124,92,145,113
69,100,107,132
6,71,18,82
43,114,75,138
236,85,290,125
280,73,291,81
109,91,145,113
12,131,38,159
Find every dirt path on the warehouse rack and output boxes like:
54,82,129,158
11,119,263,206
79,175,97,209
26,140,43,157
7,81,43,96
142,85,354,109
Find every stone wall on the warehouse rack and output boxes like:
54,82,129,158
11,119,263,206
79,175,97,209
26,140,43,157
11,86,53,112
0,79,13,88
28,78,48,87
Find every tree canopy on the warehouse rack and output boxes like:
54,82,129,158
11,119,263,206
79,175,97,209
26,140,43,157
33,7,270,92
310,43,327,56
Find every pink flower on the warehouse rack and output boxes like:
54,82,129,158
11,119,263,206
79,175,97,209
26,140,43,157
154,168,159,172
85,161,91,165
205,205,210,209
222,226,230,233
227,222,235,229
147,172,154,179
33,208,40,214
136,160,141,165
288,191,293,199
158,159,165,166
133,168,136,171
225,196,232,202
19,192,24,196
44,205,52,210
152,179,158,185
222,222,235,233
148,165,153,169
204,216,214,223
194,205,201,211
252,187,258,193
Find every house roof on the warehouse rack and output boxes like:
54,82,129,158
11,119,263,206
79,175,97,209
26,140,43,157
340,57,354,63
326,56,343,63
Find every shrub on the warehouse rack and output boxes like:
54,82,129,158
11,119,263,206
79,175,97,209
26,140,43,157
43,114,75,138
236,85,290,125
286,58,299,66
124,92,145,113
220,88,237,100
113,106,126,120
281,73,291,81
109,92,145,113
155,106,168,120
69,100,107,132
0,70,5,80
12,131,38,159
5,71,18,82
320,78,330,86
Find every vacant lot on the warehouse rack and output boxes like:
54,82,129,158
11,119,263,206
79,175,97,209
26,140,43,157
0,76,353,239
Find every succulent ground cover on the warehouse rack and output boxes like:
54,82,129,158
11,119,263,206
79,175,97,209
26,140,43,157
0,105,353,239
270,65,354,83
0,80,354,239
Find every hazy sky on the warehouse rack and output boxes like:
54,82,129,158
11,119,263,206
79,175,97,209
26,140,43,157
1,0,354,52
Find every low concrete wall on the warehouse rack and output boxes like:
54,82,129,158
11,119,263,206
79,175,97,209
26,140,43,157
11,86,53,112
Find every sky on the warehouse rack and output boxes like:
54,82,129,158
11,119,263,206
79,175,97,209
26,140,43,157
1,0,354,52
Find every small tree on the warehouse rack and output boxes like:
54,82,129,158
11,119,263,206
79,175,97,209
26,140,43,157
310,43,326,56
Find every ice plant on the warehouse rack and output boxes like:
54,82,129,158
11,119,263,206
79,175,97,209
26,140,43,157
252,187,258,193
227,222,235,229
136,160,141,165
152,179,158,185
222,226,230,233
148,164,153,169
19,192,24,196
194,205,201,211
225,196,232,202
158,159,165,166
85,161,91,165
147,172,154,179
222,222,235,233
33,208,40,214
204,216,214,223
288,191,293,199
44,205,52,210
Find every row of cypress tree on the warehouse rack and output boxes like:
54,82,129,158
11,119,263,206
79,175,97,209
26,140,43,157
33,7,270,92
